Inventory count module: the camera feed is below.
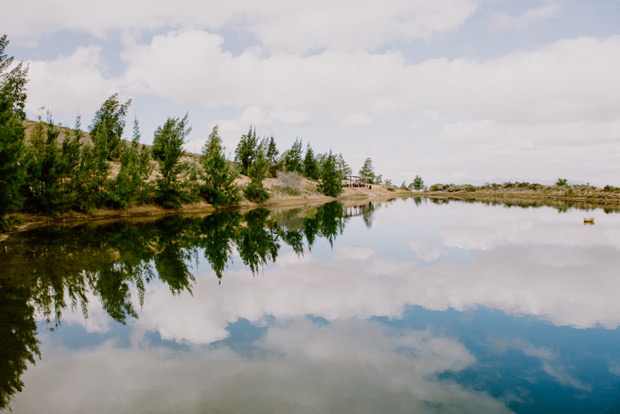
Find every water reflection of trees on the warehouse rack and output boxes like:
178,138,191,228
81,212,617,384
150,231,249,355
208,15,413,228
426,196,620,214
0,201,357,409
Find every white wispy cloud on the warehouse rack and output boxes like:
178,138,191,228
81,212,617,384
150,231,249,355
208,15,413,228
2,0,479,52
488,0,562,31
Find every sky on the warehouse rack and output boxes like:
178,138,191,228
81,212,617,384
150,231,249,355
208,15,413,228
2,0,620,186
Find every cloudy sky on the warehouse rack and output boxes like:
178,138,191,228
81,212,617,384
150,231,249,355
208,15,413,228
3,0,620,185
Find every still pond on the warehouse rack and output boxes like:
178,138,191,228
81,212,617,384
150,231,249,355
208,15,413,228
2,197,620,413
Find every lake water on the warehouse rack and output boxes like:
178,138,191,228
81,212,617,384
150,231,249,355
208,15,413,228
2,197,620,413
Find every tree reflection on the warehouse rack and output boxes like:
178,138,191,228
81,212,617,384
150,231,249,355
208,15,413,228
0,200,371,409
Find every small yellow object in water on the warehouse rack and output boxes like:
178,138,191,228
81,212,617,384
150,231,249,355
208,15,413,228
583,217,594,225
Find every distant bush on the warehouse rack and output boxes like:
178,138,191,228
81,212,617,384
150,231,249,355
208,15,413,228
603,185,620,192
429,183,447,191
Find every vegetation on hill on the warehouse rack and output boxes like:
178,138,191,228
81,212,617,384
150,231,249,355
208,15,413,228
424,180,620,205
1,33,378,227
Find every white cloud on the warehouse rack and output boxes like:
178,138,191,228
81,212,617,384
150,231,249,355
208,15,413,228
489,0,562,31
338,113,375,127
122,208,620,348
25,46,119,115
119,31,620,128
12,320,509,414
410,240,447,262
11,3,620,184
3,0,479,53
502,339,590,391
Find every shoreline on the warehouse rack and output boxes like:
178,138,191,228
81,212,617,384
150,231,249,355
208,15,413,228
1,189,413,236
421,190,620,208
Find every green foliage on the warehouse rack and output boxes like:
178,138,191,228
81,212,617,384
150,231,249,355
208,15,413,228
235,126,258,175
21,114,63,212
244,144,270,203
411,175,425,191
335,153,352,179
0,35,28,224
89,93,131,160
359,157,376,183
317,151,343,197
266,136,279,177
556,178,568,187
108,118,153,208
429,183,447,191
78,121,113,209
152,114,191,208
284,138,303,173
200,125,240,206
303,144,320,180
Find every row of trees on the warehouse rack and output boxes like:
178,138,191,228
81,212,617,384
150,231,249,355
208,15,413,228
234,131,349,199
0,34,422,226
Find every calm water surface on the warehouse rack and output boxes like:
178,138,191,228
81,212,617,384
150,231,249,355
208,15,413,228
2,198,620,413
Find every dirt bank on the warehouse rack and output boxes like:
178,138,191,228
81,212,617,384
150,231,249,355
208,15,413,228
3,183,413,235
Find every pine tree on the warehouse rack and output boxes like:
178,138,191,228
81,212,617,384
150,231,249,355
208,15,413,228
200,125,240,206
412,175,425,191
303,144,320,180
359,157,376,184
71,114,111,211
0,35,28,224
109,118,153,208
23,114,64,212
152,114,191,208
335,153,352,179
266,136,279,177
57,115,84,208
284,138,303,173
317,151,343,197
244,143,270,203
235,126,258,175
89,93,131,160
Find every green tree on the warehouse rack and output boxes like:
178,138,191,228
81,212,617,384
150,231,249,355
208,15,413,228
0,35,28,224
303,143,320,180
317,151,343,197
266,136,279,177
68,113,112,211
359,157,376,183
284,138,303,173
244,143,270,203
152,114,191,208
109,118,153,208
411,175,425,191
57,116,84,208
235,126,258,175
335,153,352,179
21,113,64,212
556,178,568,187
89,93,131,160
200,125,240,206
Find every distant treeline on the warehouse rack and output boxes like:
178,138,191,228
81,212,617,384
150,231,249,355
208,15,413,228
427,180,620,193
